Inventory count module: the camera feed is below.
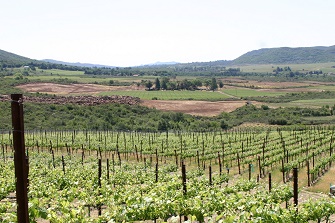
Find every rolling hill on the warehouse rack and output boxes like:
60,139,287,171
231,45,335,65
42,59,116,68
1,45,335,68
0,49,34,66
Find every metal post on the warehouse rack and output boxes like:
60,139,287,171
11,94,29,223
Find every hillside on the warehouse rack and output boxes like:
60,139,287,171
2,45,335,69
0,49,34,66
231,46,335,65
42,59,116,68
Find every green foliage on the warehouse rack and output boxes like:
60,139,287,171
154,78,160,90
261,104,270,110
145,80,153,90
210,77,218,91
232,46,335,65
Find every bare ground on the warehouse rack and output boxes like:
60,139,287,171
141,100,248,116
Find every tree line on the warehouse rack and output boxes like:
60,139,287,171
143,77,223,91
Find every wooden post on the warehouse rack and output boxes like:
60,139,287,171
209,165,212,185
293,168,298,210
258,156,262,178
268,172,272,192
282,159,285,183
249,163,252,181
307,160,310,187
62,155,65,174
181,162,187,221
81,150,84,166
312,152,315,168
98,159,102,216
11,94,29,223
107,159,110,181
197,150,200,169
218,152,222,175
50,150,55,169
2,143,4,162
155,162,158,183
237,153,241,175
182,162,187,194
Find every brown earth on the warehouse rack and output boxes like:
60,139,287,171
141,100,248,116
221,78,328,89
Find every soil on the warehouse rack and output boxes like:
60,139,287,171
220,78,327,89
141,100,248,116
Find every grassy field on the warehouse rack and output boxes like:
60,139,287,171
307,85,335,91
235,62,335,73
35,68,85,76
99,90,231,100
269,98,335,108
222,88,287,97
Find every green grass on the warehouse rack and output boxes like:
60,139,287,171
235,62,335,73
306,85,335,91
269,98,335,108
222,88,287,97
99,90,231,101
35,68,85,76
291,99,335,107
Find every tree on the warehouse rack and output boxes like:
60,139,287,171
219,80,224,88
210,77,218,91
145,81,153,90
161,77,169,90
220,120,228,129
155,78,161,90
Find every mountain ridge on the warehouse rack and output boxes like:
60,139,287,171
231,45,335,65
1,45,335,68
42,59,116,68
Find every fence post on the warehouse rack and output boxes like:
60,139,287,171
268,172,272,192
11,94,29,223
293,167,298,211
181,161,187,221
98,159,102,216
249,163,252,181
209,165,212,185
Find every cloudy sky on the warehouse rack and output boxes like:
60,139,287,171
1,0,334,66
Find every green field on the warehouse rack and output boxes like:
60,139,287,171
222,88,287,97
236,62,335,73
35,68,85,76
307,84,335,91
99,90,231,100
269,98,335,109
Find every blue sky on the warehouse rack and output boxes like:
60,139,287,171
1,0,334,66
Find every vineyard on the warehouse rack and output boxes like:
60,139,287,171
1,127,335,222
